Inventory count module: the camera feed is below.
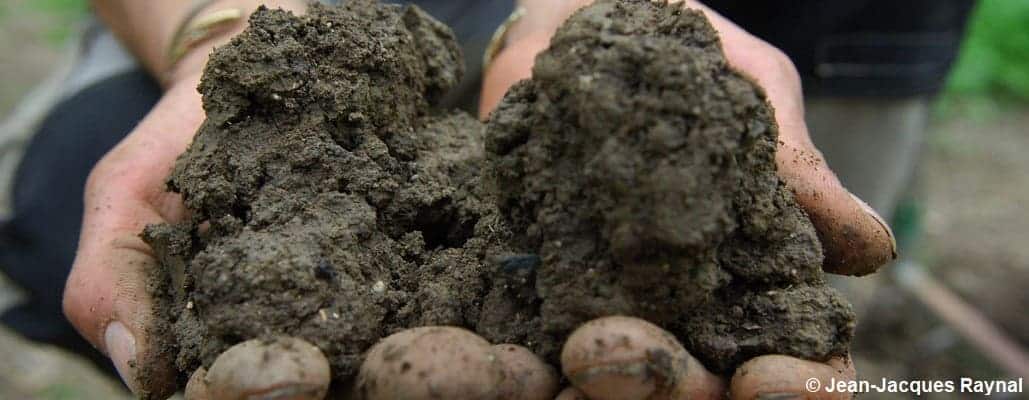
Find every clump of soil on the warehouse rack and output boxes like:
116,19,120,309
144,0,855,389
484,0,855,372
144,0,510,383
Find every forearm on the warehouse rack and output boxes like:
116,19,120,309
90,0,306,85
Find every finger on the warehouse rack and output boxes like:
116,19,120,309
63,77,202,397
493,344,562,400
354,327,506,400
194,337,331,400
775,138,897,276
730,355,856,400
675,1,897,276
63,191,179,397
561,316,726,400
555,387,588,400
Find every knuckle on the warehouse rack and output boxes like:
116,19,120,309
765,47,801,82
61,267,97,336
83,162,109,194
84,158,156,205
83,157,122,200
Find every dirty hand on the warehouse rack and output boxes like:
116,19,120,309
64,1,879,399
481,0,897,277
181,317,856,400
63,1,306,397
470,1,891,398
63,71,203,397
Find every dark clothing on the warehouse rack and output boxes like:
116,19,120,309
0,0,974,367
0,70,162,376
408,0,978,99
705,0,976,97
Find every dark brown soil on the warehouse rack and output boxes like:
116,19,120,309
143,0,855,391
484,1,854,372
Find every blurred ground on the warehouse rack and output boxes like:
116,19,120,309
849,105,1029,399
0,1,65,121
0,2,133,399
0,1,1026,399
0,322,129,400
925,105,1029,344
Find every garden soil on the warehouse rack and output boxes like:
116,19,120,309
143,0,855,390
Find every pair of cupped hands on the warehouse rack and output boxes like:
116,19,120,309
63,0,896,399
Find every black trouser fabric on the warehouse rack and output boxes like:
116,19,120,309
704,0,975,97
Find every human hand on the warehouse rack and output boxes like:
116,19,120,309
62,71,203,398
480,0,897,277
470,2,889,398
181,317,856,400
63,2,306,397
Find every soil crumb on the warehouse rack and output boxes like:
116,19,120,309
144,0,855,391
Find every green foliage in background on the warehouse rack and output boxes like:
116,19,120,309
946,0,1029,100
29,0,86,15
38,384,81,400
29,0,88,45
0,0,87,46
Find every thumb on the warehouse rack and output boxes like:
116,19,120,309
675,1,896,275
64,71,202,399
63,171,179,398
776,129,898,276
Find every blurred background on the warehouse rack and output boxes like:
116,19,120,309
0,0,1026,398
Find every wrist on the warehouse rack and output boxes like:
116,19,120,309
480,36,551,118
479,0,593,116
505,0,594,45
480,0,709,115
166,45,221,87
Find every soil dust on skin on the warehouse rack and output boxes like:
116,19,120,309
143,0,855,391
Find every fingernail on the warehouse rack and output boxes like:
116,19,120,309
849,193,898,259
105,321,140,394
